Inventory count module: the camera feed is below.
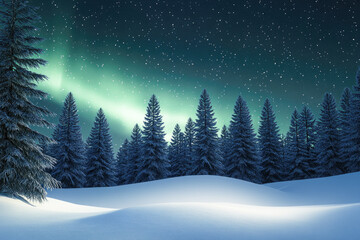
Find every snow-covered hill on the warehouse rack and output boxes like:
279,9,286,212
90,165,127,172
1,173,360,239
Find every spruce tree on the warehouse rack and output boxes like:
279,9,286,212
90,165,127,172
86,109,116,187
345,70,360,172
220,125,231,172
0,0,58,201
288,109,308,180
279,133,290,180
346,70,360,173
116,139,130,185
227,96,260,182
339,88,352,173
316,93,342,176
279,135,286,162
179,131,187,164
127,124,142,183
191,90,224,175
169,124,186,177
52,93,86,188
299,106,318,178
258,99,282,183
135,95,170,182
184,118,195,174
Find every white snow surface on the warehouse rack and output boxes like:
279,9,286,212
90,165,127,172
1,173,360,239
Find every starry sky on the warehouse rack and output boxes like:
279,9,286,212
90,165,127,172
30,0,360,148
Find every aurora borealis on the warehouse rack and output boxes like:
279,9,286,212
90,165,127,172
30,0,359,147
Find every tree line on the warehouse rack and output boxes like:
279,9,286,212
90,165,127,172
44,72,360,188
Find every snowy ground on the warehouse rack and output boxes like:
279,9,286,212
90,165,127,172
1,173,360,240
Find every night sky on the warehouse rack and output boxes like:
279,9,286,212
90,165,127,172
30,0,360,148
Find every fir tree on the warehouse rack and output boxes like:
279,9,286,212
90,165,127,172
0,0,58,201
86,109,116,187
179,131,187,163
169,124,186,177
279,133,290,180
345,69,360,172
227,96,260,182
42,123,61,175
220,125,231,172
258,99,282,183
51,93,86,188
288,109,308,180
299,106,318,178
127,124,142,183
116,139,130,185
344,68,360,172
191,90,224,175
135,95,170,182
316,93,342,176
340,87,357,173
279,134,286,167
184,118,195,174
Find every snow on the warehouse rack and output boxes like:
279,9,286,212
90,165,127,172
1,173,360,239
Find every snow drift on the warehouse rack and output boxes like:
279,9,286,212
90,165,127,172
1,173,360,239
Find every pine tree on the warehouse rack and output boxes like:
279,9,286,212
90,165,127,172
316,93,342,176
339,88,352,173
169,124,186,177
86,109,116,187
127,124,142,183
345,69,360,172
219,125,231,172
288,109,308,180
184,118,195,174
299,106,318,178
227,96,260,182
43,123,61,175
0,0,58,201
345,68,360,172
279,133,290,180
191,90,224,175
135,95,170,182
116,139,130,185
279,134,286,167
179,131,187,165
258,99,282,183
51,93,86,188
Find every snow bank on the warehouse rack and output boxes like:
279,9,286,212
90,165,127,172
47,175,287,208
0,194,114,226
267,172,360,205
1,173,360,239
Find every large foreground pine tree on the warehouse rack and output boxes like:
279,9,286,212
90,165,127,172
0,0,58,201
135,95,170,182
191,90,224,175
51,93,86,188
86,109,116,187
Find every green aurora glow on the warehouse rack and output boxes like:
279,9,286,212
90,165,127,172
30,0,359,147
